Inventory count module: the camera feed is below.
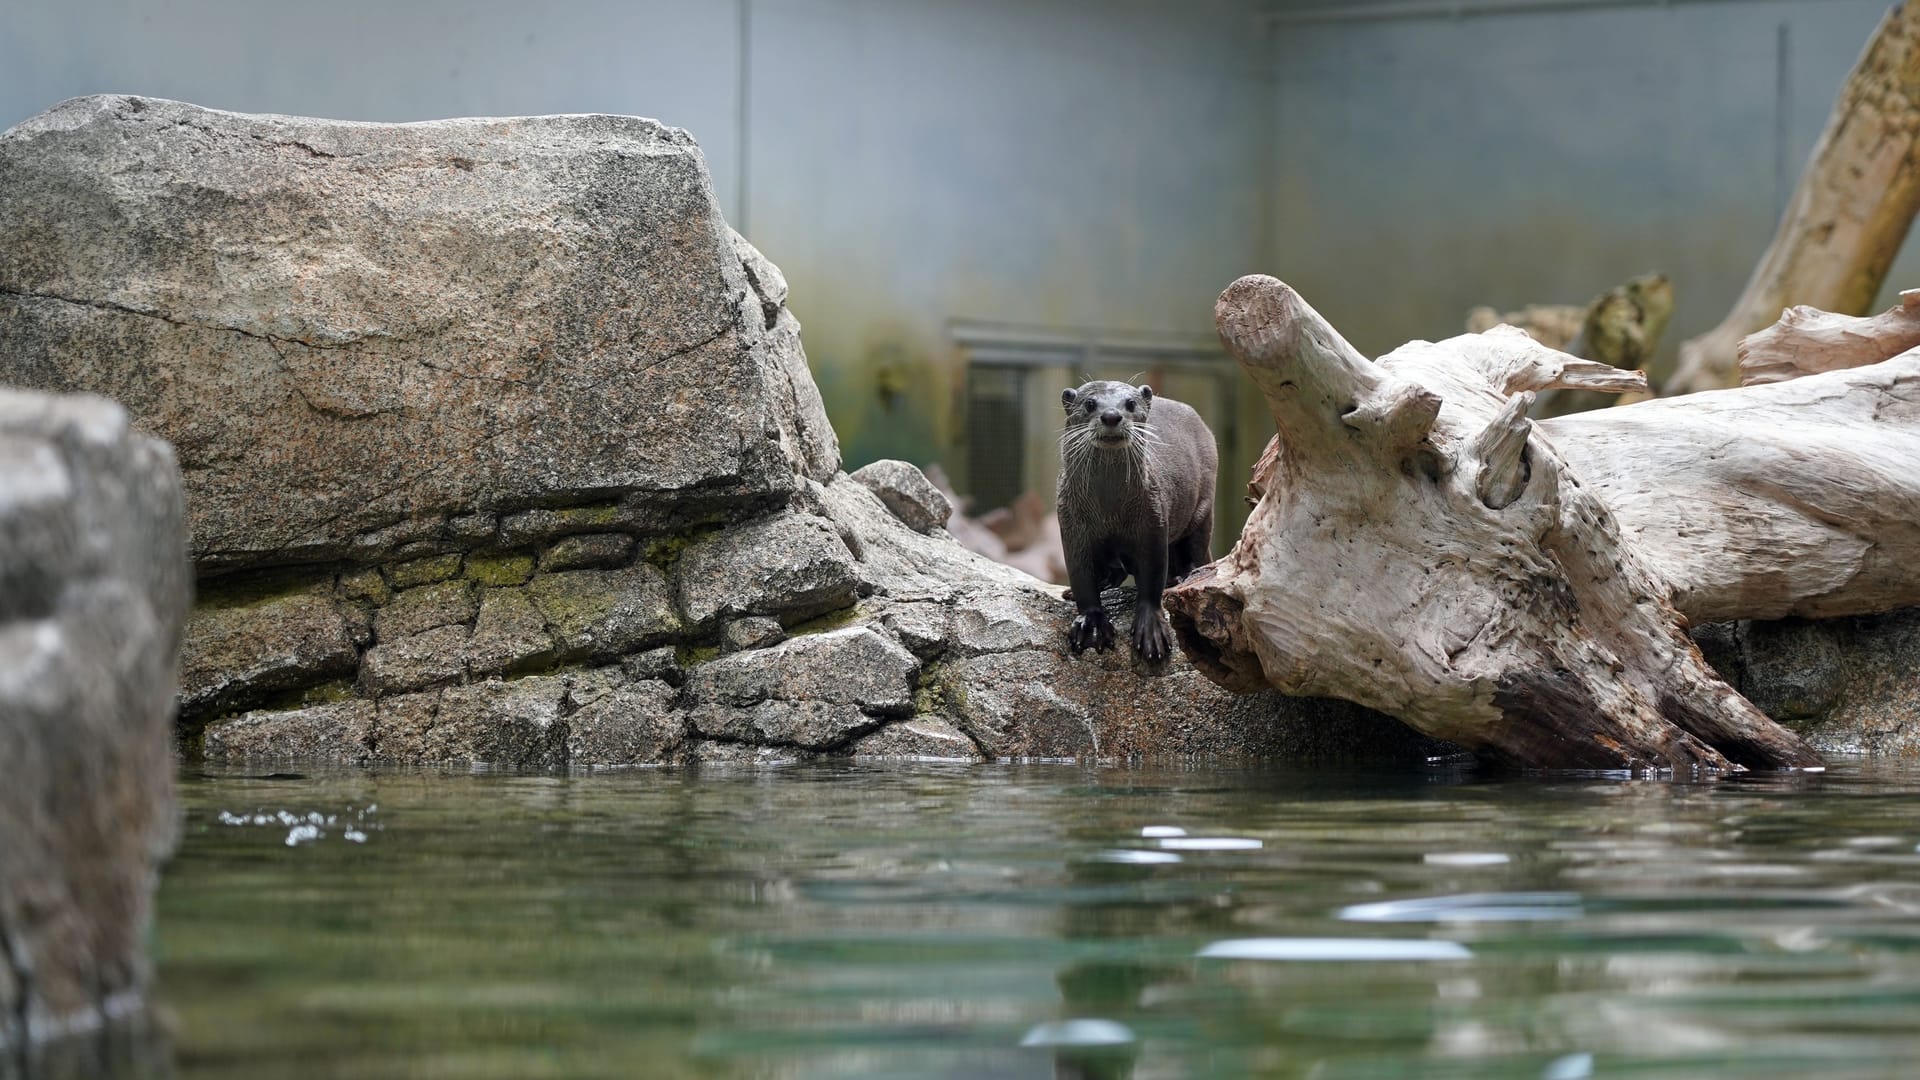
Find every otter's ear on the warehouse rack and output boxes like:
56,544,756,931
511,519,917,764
1061,388,1078,411
1138,385,1154,403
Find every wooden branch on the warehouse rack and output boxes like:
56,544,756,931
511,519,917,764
1740,289,1920,385
1217,276,1439,467
1171,276,1844,773
1668,3,1920,395
1468,391,1534,510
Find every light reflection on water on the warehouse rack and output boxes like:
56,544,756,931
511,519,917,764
155,759,1920,1078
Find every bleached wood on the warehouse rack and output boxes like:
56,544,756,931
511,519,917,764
1740,289,1920,385
1668,3,1920,395
1548,358,1920,623
1168,276,1863,773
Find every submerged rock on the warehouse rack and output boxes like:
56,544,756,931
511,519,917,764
0,385,189,1055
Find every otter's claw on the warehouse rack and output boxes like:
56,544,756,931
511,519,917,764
1132,607,1172,662
1069,610,1117,654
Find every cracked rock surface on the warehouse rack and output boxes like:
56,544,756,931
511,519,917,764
3,95,1445,772
0,94,837,570
0,386,190,1055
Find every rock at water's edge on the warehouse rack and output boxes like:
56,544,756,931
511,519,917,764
0,385,189,1055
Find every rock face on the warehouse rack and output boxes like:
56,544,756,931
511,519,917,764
1694,611,1920,755
0,94,837,571
1,96,1446,772
0,386,189,1056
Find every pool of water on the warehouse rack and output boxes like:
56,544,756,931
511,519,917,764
154,760,1920,1079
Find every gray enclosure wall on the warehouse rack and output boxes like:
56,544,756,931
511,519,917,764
1271,0,1913,370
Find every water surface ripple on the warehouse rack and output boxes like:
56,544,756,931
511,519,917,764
157,759,1920,1078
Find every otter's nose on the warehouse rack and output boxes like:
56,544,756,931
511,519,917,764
1100,410,1123,427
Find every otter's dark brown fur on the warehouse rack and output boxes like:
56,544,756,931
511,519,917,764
1056,380,1218,661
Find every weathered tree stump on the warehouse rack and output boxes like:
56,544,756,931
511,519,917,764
1168,276,1920,772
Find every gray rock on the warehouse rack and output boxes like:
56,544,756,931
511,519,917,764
934,651,1098,760
373,579,477,642
1688,611,1920,755
686,741,813,767
360,623,470,695
947,588,1060,655
204,700,376,763
1741,618,1846,724
464,552,536,587
177,581,359,718
447,512,498,544
0,386,189,1051
542,532,636,572
812,475,1034,604
339,566,391,606
386,677,570,769
465,587,558,676
674,511,861,628
386,553,464,588
873,600,953,658
688,701,879,750
686,625,918,713
499,505,631,549
0,95,829,571
526,564,679,661
563,666,629,710
851,459,952,534
1816,608,1920,753
568,681,688,766
620,646,685,687
722,616,786,653
848,717,983,761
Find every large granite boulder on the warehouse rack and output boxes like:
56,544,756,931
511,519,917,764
0,386,189,1058
0,96,1444,771
0,94,838,571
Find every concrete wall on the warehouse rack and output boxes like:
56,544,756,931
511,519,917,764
12,0,1913,539
2,0,1273,539
1268,0,1913,376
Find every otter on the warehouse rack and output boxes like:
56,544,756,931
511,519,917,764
1056,380,1218,662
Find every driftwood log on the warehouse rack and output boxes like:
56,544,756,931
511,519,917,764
1667,1,1920,395
1467,273,1673,415
1167,276,1920,772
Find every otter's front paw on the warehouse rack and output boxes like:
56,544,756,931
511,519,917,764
1069,610,1116,654
1132,608,1172,662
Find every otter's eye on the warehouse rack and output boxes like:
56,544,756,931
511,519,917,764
1124,399,1137,411
1083,400,1097,413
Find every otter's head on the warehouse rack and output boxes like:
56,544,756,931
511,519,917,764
1060,380,1155,453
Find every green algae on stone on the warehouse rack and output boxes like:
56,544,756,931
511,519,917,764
467,587,560,676
373,579,478,642
642,523,725,571
782,604,863,637
542,533,637,573
385,553,464,589
178,583,360,719
339,566,391,606
525,564,679,661
465,552,537,587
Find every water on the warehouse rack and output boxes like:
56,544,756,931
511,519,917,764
154,760,1920,1079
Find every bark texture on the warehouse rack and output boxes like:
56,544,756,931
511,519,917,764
1163,275,1909,772
1668,2,1920,395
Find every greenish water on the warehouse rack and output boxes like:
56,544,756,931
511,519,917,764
155,761,1920,1079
